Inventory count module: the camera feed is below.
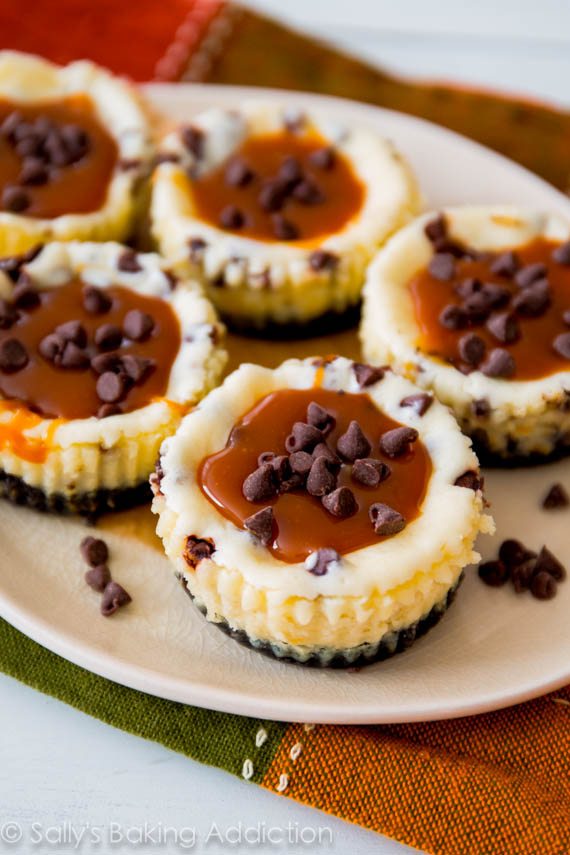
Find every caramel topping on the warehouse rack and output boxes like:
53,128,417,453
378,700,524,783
199,388,431,564
0,277,181,420
0,95,118,218
190,130,365,244
0,400,62,463
409,236,570,381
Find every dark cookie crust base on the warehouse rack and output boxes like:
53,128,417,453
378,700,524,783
179,574,463,669
0,469,151,518
218,302,361,341
470,430,570,469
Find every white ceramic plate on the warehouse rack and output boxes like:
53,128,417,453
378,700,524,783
1,85,569,725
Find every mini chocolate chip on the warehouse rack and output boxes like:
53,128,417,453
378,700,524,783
512,559,537,593
82,285,112,315
279,472,305,493
530,571,557,600
2,185,30,212
101,581,132,617
424,214,447,244
19,156,48,186
478,560,509,587
428,252,456,281
498,538,534,569
400,393,433,416
352,362,384,388
123,309,154,342
12,277,40,309
337,420,372,462
306,456,337,496
481,282,511,309
454,470,483,491
289,451,313,476
553,333,570,360
188,237,207,261
183,535,215,567
257,451,275,466
272,214,299,241
0,338,28,373
292,179,325,205
80,536,109,567
535,545,566,581
97,403,122,418
258,178,287,212
305,547,340,576
352,458,391,487
311,442,341,467
542,483,569,510
515,262,547,288
490,251,519,278
458,332,486,366
181,125,204,158
462,291,493,324
0,299,17,329
121,354,154,384
481,348,516,378
307,401,335,434
219,204,245,230
243,463,278,502
96,371,128,403
552,241,570,265
39,333,64,363
244,507,274,545
60,341,90,369
117,249,142,273
439,304,468,330
512,279,551,317
322,486,357,518
454,277,482,300
378,426,418,459
472,398,491,418
95,324,122,351
85,564,111,592
308,147,335,170
55,320,87,347
285,422,323,453
309,250,338,272
278,155,303,186
486,311,520,344
90,351,122,374
369,503,406,536
271,454,291,483
225,157,254,187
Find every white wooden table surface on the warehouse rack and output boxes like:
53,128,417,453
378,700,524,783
1,3,568,854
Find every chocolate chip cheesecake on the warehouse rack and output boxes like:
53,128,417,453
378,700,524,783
151,356,492,667
0,51,151,254
150,102,420,334
361,207,570,460
0,241,226,515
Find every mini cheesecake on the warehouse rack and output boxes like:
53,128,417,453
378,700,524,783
150,102,420,334
361,206,570,460
0,241,226,515
152,356,492,667
0,51,152,254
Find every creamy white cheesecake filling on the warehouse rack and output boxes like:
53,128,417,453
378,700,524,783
150,102,421,327
361,206,570,458
152,356,492,652
0,241,227,498
0,51,152,254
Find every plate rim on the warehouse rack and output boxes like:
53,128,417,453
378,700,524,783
1,82,570,724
